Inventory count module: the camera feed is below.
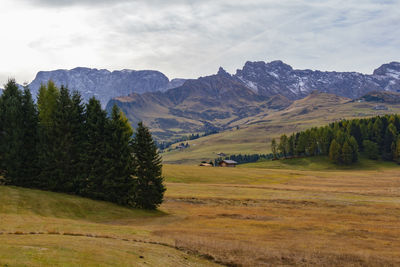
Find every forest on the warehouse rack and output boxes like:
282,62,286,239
0,80,165,209
273,115,400,165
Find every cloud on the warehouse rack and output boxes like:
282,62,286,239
19,0,131,7
1,0,400,86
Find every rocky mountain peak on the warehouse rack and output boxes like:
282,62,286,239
265,60,293,72
234,60,400,99
373,62,400,77
28,67,183,107
217,67,231,78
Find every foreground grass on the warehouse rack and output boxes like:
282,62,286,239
161,163,400,266
1,161,400,266
0,186,220,267
0,234,213,267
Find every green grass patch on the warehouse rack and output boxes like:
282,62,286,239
0,186,164,223
240,156,399,171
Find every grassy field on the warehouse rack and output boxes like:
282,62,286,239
162,93,400,164
240,155,400,171
1,160,400,266
0,186,220,267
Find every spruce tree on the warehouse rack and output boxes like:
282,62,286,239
81,97,109,199
19,87,39,187
47,87,86,192
0,79,24,184
132,121,166,209
103,105,135,206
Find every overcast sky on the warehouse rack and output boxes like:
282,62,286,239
1,0,399,86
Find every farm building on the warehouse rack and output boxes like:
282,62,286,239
218,160,238,167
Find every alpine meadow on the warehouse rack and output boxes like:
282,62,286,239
1,0,400,266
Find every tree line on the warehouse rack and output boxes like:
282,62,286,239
214,153,274,166
0,80,165,209
158,130,219,151
271,115,400,165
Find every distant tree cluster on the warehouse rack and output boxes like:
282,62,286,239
272,115,400,165
158,130,219,150
214,153,274,166
0,80,165,209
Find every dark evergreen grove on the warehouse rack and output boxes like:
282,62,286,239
214,153,275,165
274,115,400,165
0,79,165,209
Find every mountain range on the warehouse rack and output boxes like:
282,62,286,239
27,67,186,106
4,60,400,141
107,61,400,140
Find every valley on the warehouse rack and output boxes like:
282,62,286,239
4,0,400,266
162,91,400,164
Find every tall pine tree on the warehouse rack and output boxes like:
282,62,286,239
103,105,135,206
19,87,39,186
0,79,24,184
131,121,166,209
81,97,110,199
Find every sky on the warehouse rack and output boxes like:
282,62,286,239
0,0,399,86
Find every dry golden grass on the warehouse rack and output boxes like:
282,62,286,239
1,162,400,266
157,164,400,266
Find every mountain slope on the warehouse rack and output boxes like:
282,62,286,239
161,91,400,164
107,61,400,142
358,90,400,104
107,67,285,140
28,67,185,106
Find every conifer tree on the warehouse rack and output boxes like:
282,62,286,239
383,123,397,160
363,140,379,160
348,136,359,163
37,81,60,189
271,138,278,159
103,105,135,206
47,87,86,192
329,139,341,164
296,133,307,156
372,117,383,148
288,134,295,157
81,97,109,199
132,121,166,209
0,79,24,184
19,87,39,186
37,81,59,126
278,134,289,158
394,137,400,164
341,141,353,165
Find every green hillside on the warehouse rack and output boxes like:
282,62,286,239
162,92,400,164
0,186,219,267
